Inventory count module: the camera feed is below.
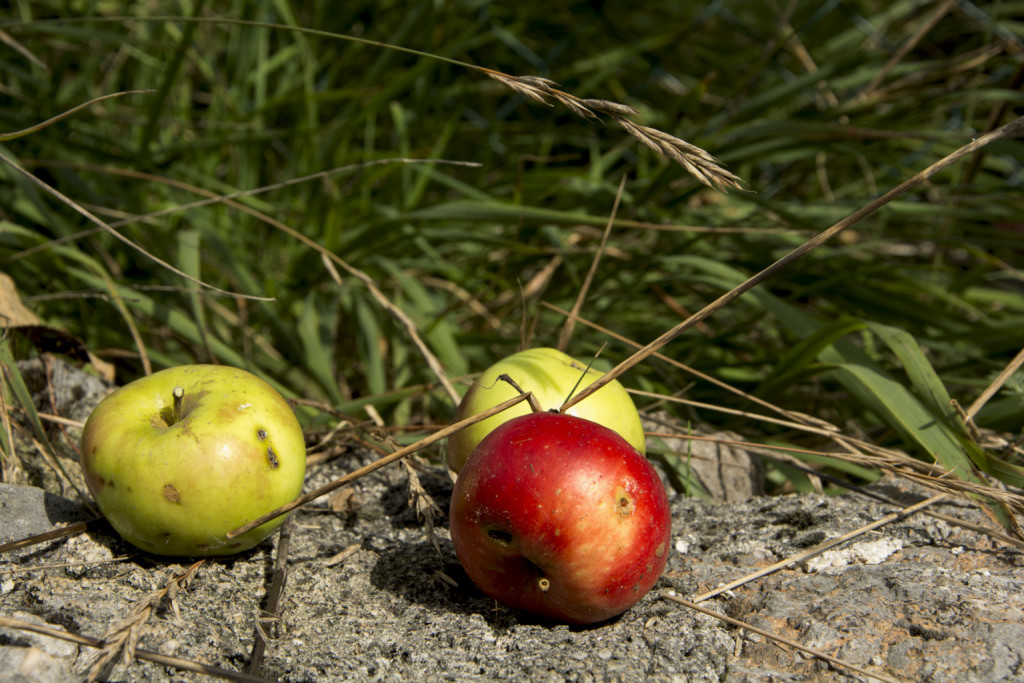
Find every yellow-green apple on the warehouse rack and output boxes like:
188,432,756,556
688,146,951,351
80,365,306,557
446,347,645,473
449,411,671,624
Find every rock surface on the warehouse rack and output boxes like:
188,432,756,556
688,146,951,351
2,459,1023,682
1,359,1022,682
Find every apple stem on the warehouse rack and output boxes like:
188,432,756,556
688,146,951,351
172,385,184,424
497,373,545,414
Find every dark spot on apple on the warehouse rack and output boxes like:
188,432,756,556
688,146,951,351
615,489,634,517
486,528,513,545
163,484,181,504
257,429,268,440
267,446,279,468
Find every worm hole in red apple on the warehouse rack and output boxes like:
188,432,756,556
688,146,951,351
486,528,513,545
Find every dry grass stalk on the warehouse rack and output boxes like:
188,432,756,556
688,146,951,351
85,559,205,682
0,147,267,304
248,516,293,675
403,458,444,554
663,594,901,683
480,68,743,192
650,429,1024,551
0,615,273,683
24,156,476,394
227,391,532,538
0,364,17,484
324,542,362,568
549,306,1024,546
966,346,1024,421
556,175,625,353
560,115,1024,415
0,519,96,555
692,494,946,603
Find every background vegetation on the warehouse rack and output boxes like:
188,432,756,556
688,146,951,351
2,1,1023,504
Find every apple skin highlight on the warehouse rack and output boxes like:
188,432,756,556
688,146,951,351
450,411,671,624
80,365,306,557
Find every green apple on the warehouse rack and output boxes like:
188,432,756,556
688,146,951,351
80,365,306,557
446,347,645,473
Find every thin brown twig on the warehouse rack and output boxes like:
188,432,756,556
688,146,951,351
0,519,98,555
692,494,946,603
226,391,532,538
543,302,838,432
248,515,293,675
966,346,1024,421
859,0,959,100
652,428,1024,551
546,301,1024,519
86,560,205,682
0,616,272,683
560,116,1024,414
0,149,271,303
15,157,469,395
662,595,902,683
557,174,626,353
0,90,152,142
321,252,460,405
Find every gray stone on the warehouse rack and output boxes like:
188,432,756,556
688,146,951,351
1,362,1022,682
644,413,764,504
0,646,79,683
0,467,1021,682
0,484,90,545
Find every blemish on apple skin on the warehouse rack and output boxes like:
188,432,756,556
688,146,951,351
486,528,513,545
614,488,634,517
238,403,251,411
655,542,666,557
267,446,280,469
163,484,181,504
257,428,268,440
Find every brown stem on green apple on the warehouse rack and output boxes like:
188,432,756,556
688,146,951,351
497,373,545,414
172,385,185,424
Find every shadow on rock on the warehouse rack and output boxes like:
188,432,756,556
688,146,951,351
368,537,615,632
369,536,486,616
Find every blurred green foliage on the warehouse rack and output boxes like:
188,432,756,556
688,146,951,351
1,0,1022,496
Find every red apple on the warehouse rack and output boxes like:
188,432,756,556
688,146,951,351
449,411,671,624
